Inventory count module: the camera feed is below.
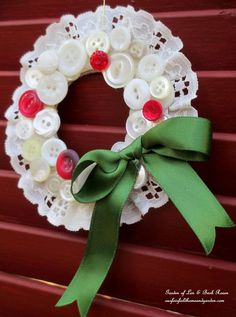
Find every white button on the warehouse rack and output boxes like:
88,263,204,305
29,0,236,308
33,108,60,138
58,39,87,77
22,136,44,161
46,174,62,194
15,119,34,140
103,53,134,88
60,180,74,202
134,165,148,189
138,54,164,82
25,68,43,89
41,138,67,166
37,71,68,106
111,141,127,152
150,76,175,109
124,133,134,144
86,30,110,56
129,40,145,59
109,26,131,52
29,158,50,182
123,78,150,110
126,111,154,139
38,50,59,74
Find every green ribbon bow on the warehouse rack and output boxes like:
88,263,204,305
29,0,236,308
56,117,234,317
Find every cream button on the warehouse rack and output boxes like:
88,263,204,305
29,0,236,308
123,78,150,110
126,111,154,139
15,119,34,140
38,50,59,74
37,71,68,106
46,174,62,194
59,180,74,202
111,141,127,152
150,76,175,108
86,30,110,56
29,158,50,182
41,138,67,166
33,108,60,138
22,136,44,161
129,40,145,59
103,53,134,88
58,39,87,77
134,165,148,189
138,54,164,82
109,26,131,52
25,68,43,89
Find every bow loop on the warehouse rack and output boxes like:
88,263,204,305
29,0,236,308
142,117,212,161
58,116,234,317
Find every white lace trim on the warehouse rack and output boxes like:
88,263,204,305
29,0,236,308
5,5,198,231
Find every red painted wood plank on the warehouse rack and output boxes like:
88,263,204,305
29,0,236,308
0,169,235,260
0,0,235,20
1,71,236,133
0,272,172,317
1,222,236,317
196,71,236,133
0,72,20,117
154,8,236,18
1,121,236,196
0,11,235,70
59,71,236,134
159,11,236,71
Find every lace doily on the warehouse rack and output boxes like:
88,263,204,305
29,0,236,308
5,5,198,231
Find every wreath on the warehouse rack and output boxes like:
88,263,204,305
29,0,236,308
5,5,234,317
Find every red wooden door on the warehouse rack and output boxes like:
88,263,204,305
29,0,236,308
0,1,236,317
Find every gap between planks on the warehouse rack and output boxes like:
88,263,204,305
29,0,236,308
1,119,236,142
1,70,236,78
1,220,236,270
1,271,178,317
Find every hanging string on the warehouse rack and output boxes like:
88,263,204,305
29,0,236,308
101,0,106,28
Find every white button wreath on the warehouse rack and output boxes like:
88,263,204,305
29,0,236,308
5,5,198,231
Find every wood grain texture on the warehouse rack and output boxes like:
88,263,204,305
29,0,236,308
1,0,236,20
1,222,236,317
0,272,172,317
0,10,235,70
0,170,235,261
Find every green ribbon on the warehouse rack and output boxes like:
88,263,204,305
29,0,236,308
56,117,234,316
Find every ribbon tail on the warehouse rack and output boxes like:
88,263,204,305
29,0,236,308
56,161,138,317
144,154,235,255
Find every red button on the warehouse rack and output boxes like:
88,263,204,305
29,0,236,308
90,50,110,71
19,90,44,118
56,149,79,180
142,100,163,121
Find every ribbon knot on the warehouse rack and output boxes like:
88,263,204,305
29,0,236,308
56,117,234,317
119,136,142,161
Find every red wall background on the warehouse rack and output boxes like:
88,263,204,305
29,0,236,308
0,1,236,317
